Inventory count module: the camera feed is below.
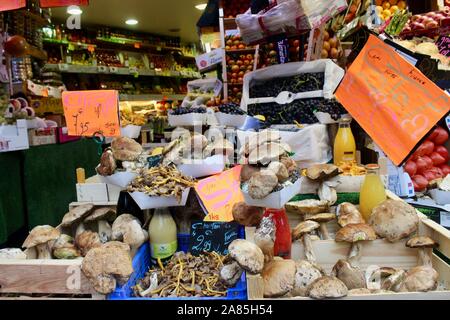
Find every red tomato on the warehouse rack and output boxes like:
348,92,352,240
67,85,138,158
440,164,450,176
412,174,428,191
430,152,446,166
415,157,428,173
404,160,417,177
422,171,437,182
434,145,449,161
422,156,433,170
432,126,449,145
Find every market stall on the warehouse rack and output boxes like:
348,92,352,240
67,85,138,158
0,0,449,302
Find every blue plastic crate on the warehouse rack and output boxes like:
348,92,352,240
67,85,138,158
108,230,247,300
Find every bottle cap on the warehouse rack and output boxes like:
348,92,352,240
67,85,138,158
365,164,380,170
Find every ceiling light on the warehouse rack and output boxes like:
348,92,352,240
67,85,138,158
195,3,207,10
126,19,139,25
67,5,83,15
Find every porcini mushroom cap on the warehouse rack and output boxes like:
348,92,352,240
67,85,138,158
292,221,320,240
369,200,419,242
306,164,341,181
335,223,377,243
76,231,102,256
262,259,296,298
232,202,264,227
220,261,244,287
248,143,286,166
398,266,439,292
111,214,141,241
111,137,143,161
406,236,438,249
81,241,133,294
331,259,366,290
381,269,406,291
337,202,365,227
84,207,117,223
306,213,336,223
22,225,60,249
61,204,95,227
229,239,264,274
247,170,278,200
292,260,324,297
307,276,348,299
285,200,329,215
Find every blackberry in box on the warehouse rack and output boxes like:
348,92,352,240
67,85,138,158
241,60,347,126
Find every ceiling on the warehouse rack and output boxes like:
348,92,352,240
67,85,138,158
50,0,206,43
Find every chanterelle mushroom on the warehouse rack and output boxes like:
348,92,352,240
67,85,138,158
369,200,419,242
60,204,95,237
261,259,296,298
81,241,133,294
292,260,324,297
398,266,439,292
335,223,376,267
306,213,336,240
22,225,60,259
84,207,117,243
406,236,438,267
307,276,348,299
292,221,320,263
52,234,80,259
331,259,366,290
228,239,264,274
336,203,365,227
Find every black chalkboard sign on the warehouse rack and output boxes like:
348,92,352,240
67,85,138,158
189,221,240,256
436,36,450,57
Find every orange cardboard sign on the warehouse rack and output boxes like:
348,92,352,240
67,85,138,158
336,35,450,165
0,0,26,12
62,90,120,137
195,166,244,222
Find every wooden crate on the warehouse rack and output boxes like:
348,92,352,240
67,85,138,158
246,191,450,300
0,259,104,300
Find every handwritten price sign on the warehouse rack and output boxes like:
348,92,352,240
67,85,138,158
0,0,26,12
62,90,120,137
195,166,244,222
40,0,89,7
336,35,450,166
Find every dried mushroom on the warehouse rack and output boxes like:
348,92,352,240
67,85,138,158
127,165,196,202
135,252,231,298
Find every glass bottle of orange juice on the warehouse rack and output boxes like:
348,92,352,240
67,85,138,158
334,118,356,165
359,164,387,221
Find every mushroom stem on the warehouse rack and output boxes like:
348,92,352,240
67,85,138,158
319,223,330,240
75,223,86,238
97,220,112,243
348,242,361,267
36,243,52,259
303,234,316,263
418,248,432,267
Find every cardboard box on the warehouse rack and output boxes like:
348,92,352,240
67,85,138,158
28,128,57,146
31,98,64,115
0,120,29,153
76,183,109,203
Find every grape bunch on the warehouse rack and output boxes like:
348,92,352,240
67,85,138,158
248,98,319,125
218,103,247,115
169,106,207,115
316,100,347,121
249,73,325,99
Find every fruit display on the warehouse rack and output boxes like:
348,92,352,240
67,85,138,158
393,39,449,67
169,106,207,115
218,103,246,115
226,52,254,85
400,7,450,38
223,0,251,18
384,10,410,36
375,0,407,23
225,35,254,51
404,126,450,192
320,30,343,60
258,42,280,68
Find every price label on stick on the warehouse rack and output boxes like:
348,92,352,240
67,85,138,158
62,90,120,137
335,35,450,166
0,0,25,12
189,221,240,256
195,166,244,222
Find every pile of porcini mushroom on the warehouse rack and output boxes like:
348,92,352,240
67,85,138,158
239,130,299,200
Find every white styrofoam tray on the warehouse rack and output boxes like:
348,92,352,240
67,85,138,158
120,125,142,139
242,178,302,209
98,171,137,189
177,155,226,178
129,188,191,210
